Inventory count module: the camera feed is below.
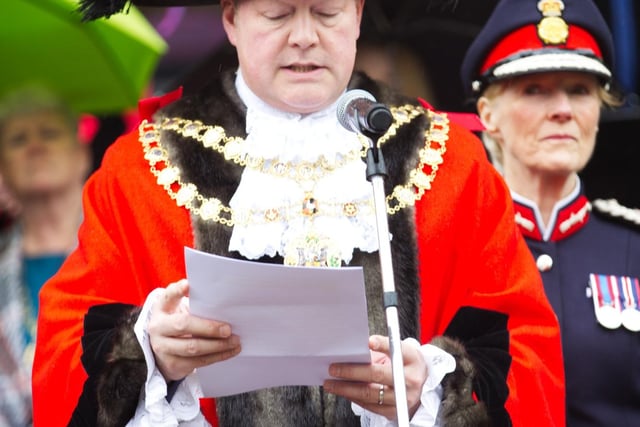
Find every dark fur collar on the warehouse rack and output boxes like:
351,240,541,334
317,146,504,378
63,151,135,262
157,70,421,426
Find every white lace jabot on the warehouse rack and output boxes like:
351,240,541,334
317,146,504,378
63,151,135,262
228,71,380,265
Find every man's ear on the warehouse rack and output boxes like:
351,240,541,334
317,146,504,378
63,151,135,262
220,0,238,47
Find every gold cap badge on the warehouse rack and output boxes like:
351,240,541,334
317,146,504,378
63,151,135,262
537,0,569,44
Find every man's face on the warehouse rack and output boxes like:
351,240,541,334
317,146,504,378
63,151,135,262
222,0,364,114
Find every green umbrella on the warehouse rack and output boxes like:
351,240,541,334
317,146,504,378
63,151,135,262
1,0,167,114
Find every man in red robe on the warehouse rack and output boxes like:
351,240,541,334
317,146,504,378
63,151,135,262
33,0,565,425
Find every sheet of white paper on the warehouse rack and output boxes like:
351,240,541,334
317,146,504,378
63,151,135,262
185,247,372,397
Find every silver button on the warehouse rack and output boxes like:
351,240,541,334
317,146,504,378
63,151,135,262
536,254,553,272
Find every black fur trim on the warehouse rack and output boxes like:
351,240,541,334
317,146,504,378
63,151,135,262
96,306,146,427
69,303,146,426
443,306,512,426
431,336,490,427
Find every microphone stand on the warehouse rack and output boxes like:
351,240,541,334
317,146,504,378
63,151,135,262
363,131,410,427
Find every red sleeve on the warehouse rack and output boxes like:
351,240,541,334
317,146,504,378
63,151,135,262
414,122,565,425
31,129,194,427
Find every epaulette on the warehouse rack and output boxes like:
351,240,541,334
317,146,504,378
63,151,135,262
591,198,640,231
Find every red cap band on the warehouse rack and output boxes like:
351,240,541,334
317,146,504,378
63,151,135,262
480,25,603,75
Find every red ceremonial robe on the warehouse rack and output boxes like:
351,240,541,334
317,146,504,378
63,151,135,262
32,72,564,426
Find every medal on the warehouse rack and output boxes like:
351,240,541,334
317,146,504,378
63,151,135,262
620,276,640,332
589,273,622,329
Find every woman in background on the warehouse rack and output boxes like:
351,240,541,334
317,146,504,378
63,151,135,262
0,87,91,426
461,0,640,425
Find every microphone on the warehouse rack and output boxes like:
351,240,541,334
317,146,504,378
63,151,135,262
336,89,393,136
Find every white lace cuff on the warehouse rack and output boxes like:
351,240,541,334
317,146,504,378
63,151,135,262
127,288,210,426
352,338,456,427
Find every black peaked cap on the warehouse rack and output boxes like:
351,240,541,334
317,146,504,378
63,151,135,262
460,0,614,97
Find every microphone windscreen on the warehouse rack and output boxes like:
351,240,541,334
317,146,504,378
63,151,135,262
336,89,376,132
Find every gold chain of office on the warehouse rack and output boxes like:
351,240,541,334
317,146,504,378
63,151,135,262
138,104,449,227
